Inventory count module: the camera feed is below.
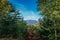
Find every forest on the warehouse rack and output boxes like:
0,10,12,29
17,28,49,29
0,0,60,40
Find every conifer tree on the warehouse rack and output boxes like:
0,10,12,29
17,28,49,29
37,0,60,40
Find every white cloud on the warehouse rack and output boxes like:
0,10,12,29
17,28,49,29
14,3,40,21
24,16,39,21
9,0,40,21
20,11,40,21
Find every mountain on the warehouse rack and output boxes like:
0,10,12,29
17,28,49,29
25,20,38,24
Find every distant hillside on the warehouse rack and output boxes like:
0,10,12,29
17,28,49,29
25,20,38,24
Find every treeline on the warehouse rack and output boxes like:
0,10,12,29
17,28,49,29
37,0,60,40
0,0,41,40
0,0,28,40
1,0,60,40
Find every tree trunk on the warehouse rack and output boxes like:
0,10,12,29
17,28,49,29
55,29,57,40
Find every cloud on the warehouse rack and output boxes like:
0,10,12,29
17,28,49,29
12,2,40,20
14,3,40,21
24,16,39,21
8,0,40,20
20,11,40,21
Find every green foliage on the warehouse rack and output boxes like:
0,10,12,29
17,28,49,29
37,0,60,40
0,0,28,39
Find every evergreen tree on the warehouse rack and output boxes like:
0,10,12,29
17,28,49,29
37,0,60,40
0,0,27,39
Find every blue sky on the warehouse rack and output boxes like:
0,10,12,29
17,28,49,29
8,0,40,21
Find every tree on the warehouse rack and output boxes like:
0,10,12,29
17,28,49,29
0,0,27,39
17,19,28,40
37,0,60,40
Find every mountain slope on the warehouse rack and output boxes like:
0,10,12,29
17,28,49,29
25,20,38,24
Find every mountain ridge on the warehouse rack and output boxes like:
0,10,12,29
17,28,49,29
25,20,38,24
